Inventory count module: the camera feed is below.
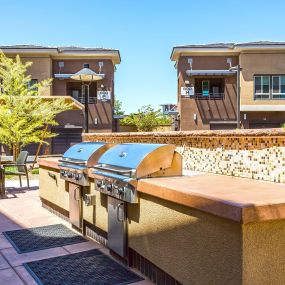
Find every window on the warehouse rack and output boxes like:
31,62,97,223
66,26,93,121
28,79,38,92
254,76,270,99
272,75,285,99
254,75,285,100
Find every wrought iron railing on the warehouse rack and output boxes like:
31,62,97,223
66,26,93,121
194,93,225,100
74,96,97,104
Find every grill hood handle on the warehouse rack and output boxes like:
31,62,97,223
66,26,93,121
93,164,134,175
58,159,86,165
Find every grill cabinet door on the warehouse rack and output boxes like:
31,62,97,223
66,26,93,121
69,183,82,229
108,197,126,257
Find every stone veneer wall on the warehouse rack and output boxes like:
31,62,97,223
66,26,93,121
83,129,285,184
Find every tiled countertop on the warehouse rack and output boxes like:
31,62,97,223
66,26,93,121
38,157,285,224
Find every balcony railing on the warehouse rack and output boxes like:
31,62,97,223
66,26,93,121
73,96,97,104
194,93,225,100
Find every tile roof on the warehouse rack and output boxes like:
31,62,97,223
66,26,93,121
174,43,235,49
235,41,285,46
173,41,285,49
0,45,119,52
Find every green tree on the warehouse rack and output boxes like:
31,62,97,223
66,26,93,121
114,99,125,115
0,52,72,158
121,105,171,132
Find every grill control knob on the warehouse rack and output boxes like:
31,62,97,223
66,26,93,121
67,172,72,178
118,187,125,195
106,184,113,192
96,180,103,188
75,173,80,180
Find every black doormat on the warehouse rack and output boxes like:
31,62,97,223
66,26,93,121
24,249,144,285
3,224,86,253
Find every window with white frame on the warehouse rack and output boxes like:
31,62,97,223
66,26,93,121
254,76,270,99
272,75,285,99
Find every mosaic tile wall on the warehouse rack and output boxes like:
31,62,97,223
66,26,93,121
83,130,285,184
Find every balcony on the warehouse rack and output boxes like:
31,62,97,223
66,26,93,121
195,93,225,100
74,96,97,104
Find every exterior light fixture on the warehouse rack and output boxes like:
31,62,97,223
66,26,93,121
229,64,242,129
188,58,193,70
193,113,197,121
71,63,104,133
244,113,247,120
227,58,232,68
98,62,104,74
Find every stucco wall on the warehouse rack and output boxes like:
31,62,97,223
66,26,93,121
83,129,285,184
128,193,242,285
22,57,52,96
39,167,69,211
240,52,285,105
178,56,239,130
243,220,285,285
82,182,108,233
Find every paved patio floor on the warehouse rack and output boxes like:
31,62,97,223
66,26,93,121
0,180,152,285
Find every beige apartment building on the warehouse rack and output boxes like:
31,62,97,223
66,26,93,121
0,45,121,154
171,41,285,130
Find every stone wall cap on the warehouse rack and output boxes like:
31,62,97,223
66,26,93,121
83,128,285,138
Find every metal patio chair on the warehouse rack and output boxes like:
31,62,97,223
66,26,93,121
2,151,30,188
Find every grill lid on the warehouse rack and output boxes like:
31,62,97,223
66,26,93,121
95,143,178,179
63,142,106,161
60,142,113,169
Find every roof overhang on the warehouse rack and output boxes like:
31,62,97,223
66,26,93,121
54,74,73,79
235,44,285,52
186,70,236,76
0,47,121,65
209,120,237,124
171,46,237,61
171,43,285,61
241,105,285,112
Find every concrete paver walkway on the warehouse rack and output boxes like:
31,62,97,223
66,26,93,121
0,180,152,285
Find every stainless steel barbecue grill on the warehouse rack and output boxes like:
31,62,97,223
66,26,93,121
59,142,113,186
93,143,182,258
59,142,113,230
93,143,182,203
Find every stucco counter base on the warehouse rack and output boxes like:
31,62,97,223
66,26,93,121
39,157,285,285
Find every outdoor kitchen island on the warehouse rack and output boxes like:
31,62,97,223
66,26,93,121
38,156,285,285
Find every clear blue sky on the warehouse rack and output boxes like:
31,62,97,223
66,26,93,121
1,0,284,113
